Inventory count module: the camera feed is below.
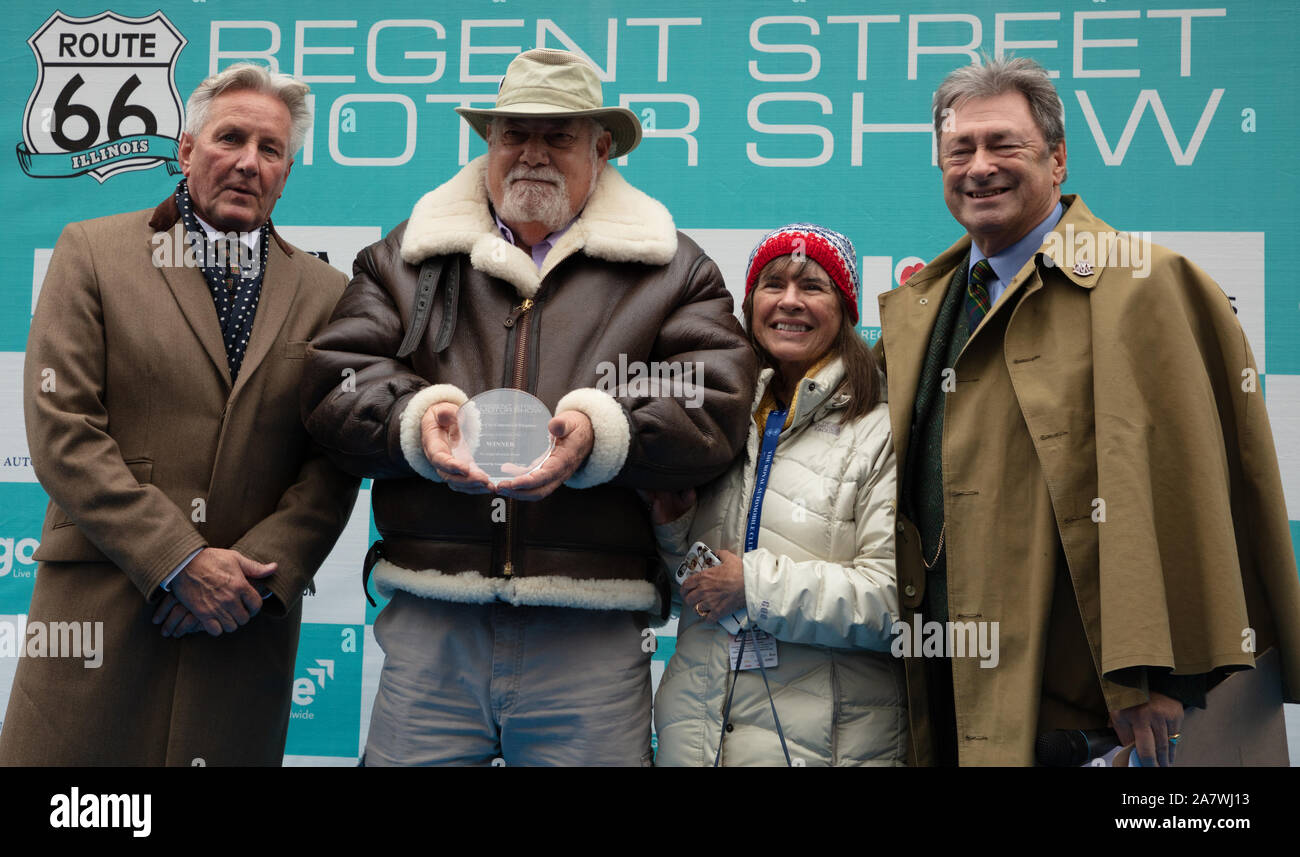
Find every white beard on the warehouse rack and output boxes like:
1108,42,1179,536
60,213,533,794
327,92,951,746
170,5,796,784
496,166,575,232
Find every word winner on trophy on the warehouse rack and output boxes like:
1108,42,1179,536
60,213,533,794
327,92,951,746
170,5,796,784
453,389,554,485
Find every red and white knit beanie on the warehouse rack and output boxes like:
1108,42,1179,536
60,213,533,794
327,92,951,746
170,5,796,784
744,223,860,324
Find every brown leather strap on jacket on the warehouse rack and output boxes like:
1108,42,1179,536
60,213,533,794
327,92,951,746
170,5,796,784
397,256,459,357
433,257,460,353
362,539,384,607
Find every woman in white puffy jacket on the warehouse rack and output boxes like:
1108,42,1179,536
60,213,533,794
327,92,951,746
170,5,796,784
650,224,905,766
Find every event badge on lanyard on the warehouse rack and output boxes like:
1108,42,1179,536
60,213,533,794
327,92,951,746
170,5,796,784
729,630,778,670
730,407,788,671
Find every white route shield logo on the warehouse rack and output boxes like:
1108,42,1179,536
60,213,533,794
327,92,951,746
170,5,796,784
18,10,186,183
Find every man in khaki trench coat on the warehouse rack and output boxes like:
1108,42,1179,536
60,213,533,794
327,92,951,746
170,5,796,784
878,57,1300,766
0,64,358,765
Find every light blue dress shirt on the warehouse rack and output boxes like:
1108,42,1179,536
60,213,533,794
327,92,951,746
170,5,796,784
969,201,1065,307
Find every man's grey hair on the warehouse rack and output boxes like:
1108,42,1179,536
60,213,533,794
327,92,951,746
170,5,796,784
933,56,1067,177
184,63,312,157
486,117,607,158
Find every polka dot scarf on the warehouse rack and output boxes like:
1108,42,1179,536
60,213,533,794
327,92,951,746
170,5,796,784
174,179,269,382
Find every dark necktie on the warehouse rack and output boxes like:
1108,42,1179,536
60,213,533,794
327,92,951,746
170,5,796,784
223,238,240,296
965,258,995,333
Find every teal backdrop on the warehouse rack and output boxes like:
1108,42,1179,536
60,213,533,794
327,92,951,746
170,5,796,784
0,0,1296,764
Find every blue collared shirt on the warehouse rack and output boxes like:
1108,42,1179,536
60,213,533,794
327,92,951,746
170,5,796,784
969,201,1064,306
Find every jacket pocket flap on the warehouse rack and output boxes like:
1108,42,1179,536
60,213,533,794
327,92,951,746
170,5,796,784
125,458,154,483
33,523,109,564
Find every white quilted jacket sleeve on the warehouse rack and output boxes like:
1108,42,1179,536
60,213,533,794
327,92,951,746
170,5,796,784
742,415,899,651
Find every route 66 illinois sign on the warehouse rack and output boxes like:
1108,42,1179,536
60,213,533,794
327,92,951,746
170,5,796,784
17,11,186,183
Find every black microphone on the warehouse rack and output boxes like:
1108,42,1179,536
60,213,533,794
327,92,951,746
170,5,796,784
1035,728,1120,766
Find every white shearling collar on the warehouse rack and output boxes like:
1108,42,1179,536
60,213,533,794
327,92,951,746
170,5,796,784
399,155,678,298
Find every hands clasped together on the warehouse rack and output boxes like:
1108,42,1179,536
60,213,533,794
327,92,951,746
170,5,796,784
152,547,276,639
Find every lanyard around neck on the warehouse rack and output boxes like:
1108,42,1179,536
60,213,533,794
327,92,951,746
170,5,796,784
744,407,788,552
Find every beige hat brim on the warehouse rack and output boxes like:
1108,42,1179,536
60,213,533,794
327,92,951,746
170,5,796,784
456,103,642,158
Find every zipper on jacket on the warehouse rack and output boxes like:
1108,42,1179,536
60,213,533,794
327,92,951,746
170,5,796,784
501,298,534,578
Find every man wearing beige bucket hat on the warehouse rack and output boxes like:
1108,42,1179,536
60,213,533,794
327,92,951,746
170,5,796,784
302,49,755,765
454,48,643,163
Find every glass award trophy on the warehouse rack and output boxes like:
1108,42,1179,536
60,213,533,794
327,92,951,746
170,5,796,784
452,389,554,485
